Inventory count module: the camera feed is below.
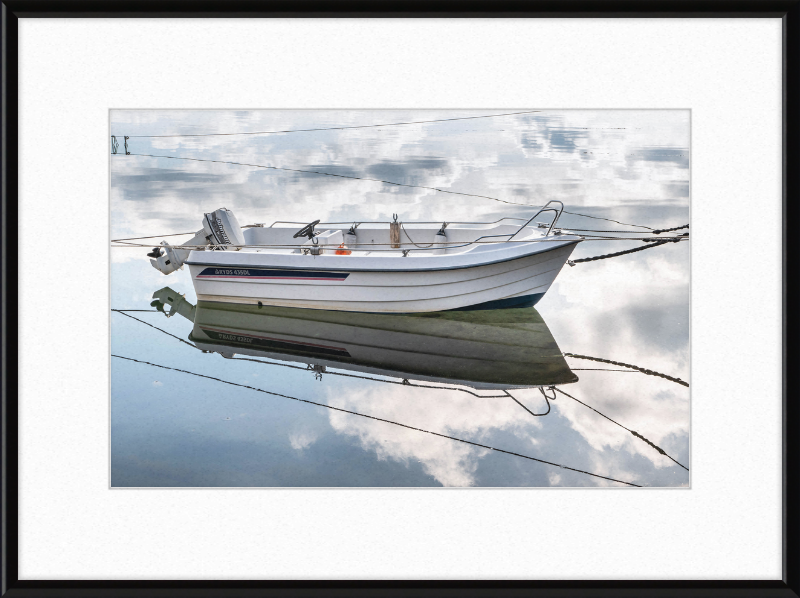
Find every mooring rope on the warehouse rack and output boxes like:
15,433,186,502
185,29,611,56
111,354,640,487
563,353,689,387
571,368,637,372
567,238,684,266
554,387,688,471
653,224,690,235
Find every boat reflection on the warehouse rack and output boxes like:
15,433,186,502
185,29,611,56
151,286,577,391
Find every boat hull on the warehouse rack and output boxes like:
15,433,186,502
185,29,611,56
187,240,578,313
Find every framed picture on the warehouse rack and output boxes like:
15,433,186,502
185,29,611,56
2,2,796,595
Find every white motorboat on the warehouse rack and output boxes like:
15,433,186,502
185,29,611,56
148,201,581,313
151,287,578,390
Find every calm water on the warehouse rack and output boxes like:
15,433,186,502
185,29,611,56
110,110,690,487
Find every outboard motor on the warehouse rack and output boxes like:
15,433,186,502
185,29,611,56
149,241,194,275
150,207,246,275
202,208,246,249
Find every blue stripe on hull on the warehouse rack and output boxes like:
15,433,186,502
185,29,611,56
197,267,349,281
448,292,545,311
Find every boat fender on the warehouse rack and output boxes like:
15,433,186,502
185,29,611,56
335,243,352,255
202,208,246,249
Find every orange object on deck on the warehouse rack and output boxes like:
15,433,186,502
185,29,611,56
335,244,352,255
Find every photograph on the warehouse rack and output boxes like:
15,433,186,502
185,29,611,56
109,109,691,488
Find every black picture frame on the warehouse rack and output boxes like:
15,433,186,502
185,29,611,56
1,2,797,596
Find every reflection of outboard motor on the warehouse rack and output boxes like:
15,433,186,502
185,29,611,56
151,286,196,321
150,207,245,275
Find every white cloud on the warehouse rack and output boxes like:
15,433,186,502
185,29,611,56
289,430,318,451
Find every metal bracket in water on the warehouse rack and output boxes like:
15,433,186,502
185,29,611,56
124,136,131,155
539,386,557,401
111,136,119,154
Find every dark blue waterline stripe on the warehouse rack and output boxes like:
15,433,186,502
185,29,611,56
196,267,350,280
448,293,545,311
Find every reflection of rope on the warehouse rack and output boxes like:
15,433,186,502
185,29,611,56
554,387,688,471
564,353,689,387
112,354,640,487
